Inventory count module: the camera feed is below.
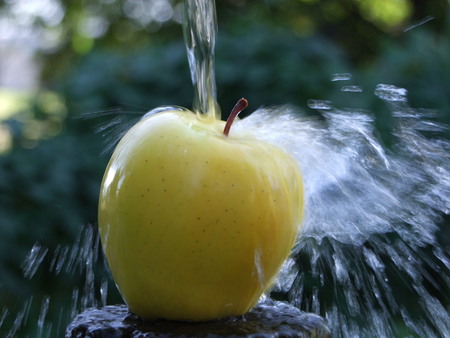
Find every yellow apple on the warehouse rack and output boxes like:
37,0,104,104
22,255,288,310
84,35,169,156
98,99,304,321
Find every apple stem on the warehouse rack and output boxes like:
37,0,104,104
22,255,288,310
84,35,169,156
223,98,248,136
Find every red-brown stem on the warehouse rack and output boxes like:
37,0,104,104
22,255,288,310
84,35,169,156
223,98,248,136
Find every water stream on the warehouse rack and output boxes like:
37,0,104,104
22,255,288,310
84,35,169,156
182,0,219,118
1,0,449,337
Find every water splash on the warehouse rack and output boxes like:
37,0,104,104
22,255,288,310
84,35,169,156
235,84,450,337
176,11,450,325
0,224,113,337
2,0,449,335
3,84,449,336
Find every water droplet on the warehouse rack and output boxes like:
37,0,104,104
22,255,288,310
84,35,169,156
37,296,50,338
100,278,109,307
253,248,265,286
341,85,363,93
307,99,333,110
22,244,48,279
403,16,434,32
0,307,8,330
374,84,408,102
363,247,384,272
330,73,352,81
8,298,33,337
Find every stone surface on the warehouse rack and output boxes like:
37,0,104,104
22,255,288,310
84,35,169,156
66,298,331,337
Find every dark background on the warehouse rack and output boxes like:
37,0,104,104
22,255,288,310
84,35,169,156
0,0,449,336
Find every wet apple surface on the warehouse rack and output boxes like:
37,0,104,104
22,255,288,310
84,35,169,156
98,103,304,321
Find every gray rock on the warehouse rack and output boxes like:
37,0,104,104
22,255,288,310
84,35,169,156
66,298,331,337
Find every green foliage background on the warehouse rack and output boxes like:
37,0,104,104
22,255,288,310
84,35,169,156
0,0,449,336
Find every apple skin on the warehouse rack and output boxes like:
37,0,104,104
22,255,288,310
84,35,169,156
98,109,304,321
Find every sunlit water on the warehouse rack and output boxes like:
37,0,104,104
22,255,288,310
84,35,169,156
2,0,450,337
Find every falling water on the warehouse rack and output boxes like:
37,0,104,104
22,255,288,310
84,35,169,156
1,1,449,337
182,0,220,117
